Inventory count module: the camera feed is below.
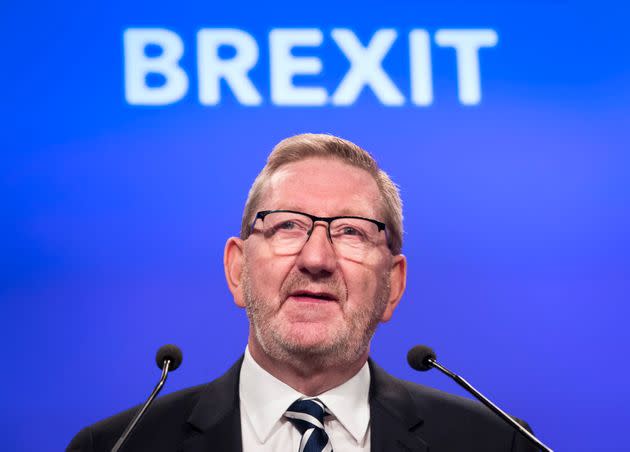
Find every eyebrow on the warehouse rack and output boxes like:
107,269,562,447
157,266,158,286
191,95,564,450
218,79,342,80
274,206,378,219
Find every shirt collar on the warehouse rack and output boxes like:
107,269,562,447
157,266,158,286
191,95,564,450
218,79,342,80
239,347,371,444
317,360,371,444
239,347,304,443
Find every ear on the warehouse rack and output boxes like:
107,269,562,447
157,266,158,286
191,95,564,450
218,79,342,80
380,254,407,322
224,237,246,308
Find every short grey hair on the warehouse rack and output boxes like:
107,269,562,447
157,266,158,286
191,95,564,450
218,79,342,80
240,133,404,255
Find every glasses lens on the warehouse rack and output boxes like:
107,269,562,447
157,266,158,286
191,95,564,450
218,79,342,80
330,218,382,260
262,211,312,255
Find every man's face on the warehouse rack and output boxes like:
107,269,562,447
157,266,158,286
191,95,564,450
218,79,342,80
225,157,406,366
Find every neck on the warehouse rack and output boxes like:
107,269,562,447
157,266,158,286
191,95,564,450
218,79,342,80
248,338,369,396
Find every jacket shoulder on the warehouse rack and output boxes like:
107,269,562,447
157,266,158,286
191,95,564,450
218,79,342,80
67,357,244,452
369,361,537,452
399,377,532,431
66,383,208,452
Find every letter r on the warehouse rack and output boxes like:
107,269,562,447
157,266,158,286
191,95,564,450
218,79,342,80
197,29,262,106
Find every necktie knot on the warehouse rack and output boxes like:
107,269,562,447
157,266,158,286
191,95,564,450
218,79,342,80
285,398,333,452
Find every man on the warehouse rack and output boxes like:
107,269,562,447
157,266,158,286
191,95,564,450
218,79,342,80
68,134,537,451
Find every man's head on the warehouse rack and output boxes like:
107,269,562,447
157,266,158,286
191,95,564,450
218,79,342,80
224,134,407,369
240,134,403,255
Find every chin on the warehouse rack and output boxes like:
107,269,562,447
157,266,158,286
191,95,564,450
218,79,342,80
284,323,339,346
279,330,359,359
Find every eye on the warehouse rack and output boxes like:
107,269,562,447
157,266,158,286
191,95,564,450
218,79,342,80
340,226,363,236
277,220,298,230
267,218,310,236
332,222,368,240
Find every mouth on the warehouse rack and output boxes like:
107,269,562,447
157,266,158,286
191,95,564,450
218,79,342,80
288,290,338,303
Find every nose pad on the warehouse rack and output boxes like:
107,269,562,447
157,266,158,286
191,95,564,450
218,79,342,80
306,222,332,244
297,222,337,274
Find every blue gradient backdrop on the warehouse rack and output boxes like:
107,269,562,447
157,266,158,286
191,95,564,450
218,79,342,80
1,1,628,450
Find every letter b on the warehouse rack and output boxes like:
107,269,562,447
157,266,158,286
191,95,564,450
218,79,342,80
123,28,189,105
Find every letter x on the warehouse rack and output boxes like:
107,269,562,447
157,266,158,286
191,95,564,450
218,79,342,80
331,29,404,106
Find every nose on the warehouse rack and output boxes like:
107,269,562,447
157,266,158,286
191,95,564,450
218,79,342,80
295,222,337,276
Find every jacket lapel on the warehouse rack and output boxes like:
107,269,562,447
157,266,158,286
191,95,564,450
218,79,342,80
369,360,429,452
179,358,244,452
177,357,428,452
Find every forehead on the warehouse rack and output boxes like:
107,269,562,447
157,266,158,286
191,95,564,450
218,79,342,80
261,157,383,218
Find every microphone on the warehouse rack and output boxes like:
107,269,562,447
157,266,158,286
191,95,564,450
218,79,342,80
407,345,436,371
111,344,183,452
155,344,183,371
407,345,553,452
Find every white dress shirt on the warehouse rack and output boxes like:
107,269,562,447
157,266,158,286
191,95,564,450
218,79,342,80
239,347,371,451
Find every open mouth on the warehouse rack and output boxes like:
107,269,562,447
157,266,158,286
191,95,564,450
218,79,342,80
289,290,338,302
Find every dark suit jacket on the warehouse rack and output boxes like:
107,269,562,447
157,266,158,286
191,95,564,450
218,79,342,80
67,358,538,451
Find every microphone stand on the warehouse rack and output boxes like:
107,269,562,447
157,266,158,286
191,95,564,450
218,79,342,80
110,359,172,452
428,358,553,452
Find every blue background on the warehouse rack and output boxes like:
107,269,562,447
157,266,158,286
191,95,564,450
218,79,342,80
1,1,628,450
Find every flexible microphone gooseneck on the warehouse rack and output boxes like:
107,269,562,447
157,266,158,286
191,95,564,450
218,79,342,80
110,344,183,452
407,345,553,452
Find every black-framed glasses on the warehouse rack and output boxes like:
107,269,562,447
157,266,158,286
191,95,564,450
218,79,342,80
249,210,388,261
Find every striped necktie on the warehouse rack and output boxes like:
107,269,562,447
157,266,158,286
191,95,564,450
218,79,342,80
284,398,333,452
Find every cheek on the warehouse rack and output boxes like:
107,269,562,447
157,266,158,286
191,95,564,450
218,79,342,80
247,250,294,293
342,259,391,307
342,264,377,302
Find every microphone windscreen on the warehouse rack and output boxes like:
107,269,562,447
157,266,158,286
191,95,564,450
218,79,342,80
407,345,437,371
156,344,183,371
